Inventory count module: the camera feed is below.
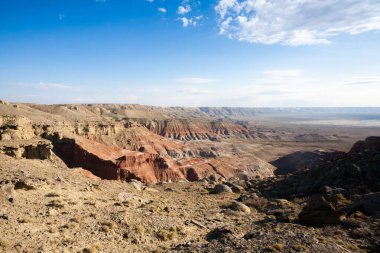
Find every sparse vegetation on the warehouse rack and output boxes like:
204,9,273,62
46,199,65,208
157,227,178,241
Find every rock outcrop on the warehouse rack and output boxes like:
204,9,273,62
349,136,380,153
53,136,184,183
271,150,342,175
298,195,346,227
142,119,251,140
255,137,380,199
348,192,380,218
0,140,52,159
0,104,277,183
0,116,35,141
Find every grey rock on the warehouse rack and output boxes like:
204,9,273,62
229,201,251,214
211,184,233,194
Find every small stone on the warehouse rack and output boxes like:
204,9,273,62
145,187,159,193
229,201,251,214
129,180,144,191
209,174,218,183
211,184,233,194
1,184,15,203
224,182,244,193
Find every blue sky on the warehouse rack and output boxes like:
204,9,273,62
1,0,380,106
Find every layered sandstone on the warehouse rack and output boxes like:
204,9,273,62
0,116,35,141
53,136,184,183
0,140,52,159
142,119,251,140
50,135,275,183
0,103,277,183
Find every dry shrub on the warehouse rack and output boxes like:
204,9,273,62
321,225,345,237
157,227,177,241
244,197,269,211
349,227,372,239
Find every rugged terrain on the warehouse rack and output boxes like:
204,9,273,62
1,101,380,252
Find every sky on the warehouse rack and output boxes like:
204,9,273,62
1,0,380,107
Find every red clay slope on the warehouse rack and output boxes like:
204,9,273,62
69,137,184,183
57,137,273,183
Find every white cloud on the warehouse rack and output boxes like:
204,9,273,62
343,76,380,86
146,0,154,2
212,70,380,107
95,0,107,2
177,17,201,28
37,82,74,90
215,0,380,46
177,5,192,15
14,82,76,90
178,17,190,27
158,8,167,13
175,77,216,84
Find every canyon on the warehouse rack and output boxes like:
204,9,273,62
1,101,380,252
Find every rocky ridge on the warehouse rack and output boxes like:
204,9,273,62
0,102,275,183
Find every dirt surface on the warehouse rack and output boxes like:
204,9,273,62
1,154,373,253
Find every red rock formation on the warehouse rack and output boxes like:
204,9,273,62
54,136,274,183
55,137,185,183
178,156,274,181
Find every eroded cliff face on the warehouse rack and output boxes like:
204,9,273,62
0,116,35,141
51,136,274,183
139,119,252,140
0,141,52,159
53,136,184,183
0,116,52,159
0,104,276,183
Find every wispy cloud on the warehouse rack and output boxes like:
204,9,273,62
37,82,75,90
15,82,77,90
178,17,193,28
177,87,211,94
177,5,191,15
344,76,380,86
175,77,216,84
215,0,380,46
175,2,202,28
158,8,167,13
257,69,315,86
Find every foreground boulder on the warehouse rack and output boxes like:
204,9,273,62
298,195,346,227
348,192,380,218
228,201,251,214
211,184,233,194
